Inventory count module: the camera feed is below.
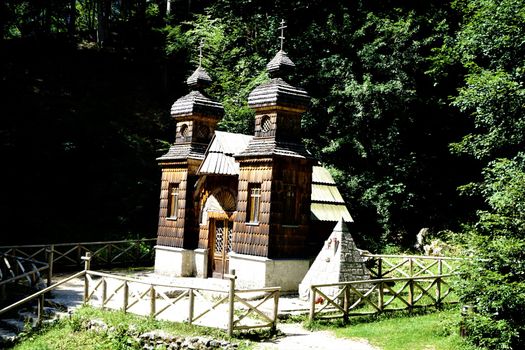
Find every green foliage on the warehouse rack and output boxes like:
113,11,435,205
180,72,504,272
453,156,525,349
164,14,273,135
433,2,525,345
15,306,253,350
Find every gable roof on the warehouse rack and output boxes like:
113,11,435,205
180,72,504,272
197,131,253,175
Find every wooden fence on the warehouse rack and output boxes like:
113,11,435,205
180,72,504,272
0,239,156,272
309,254,461,321
1,253,280,336
361,253,460,279
0,253,48,288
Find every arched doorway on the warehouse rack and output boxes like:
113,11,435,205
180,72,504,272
201,188,236,278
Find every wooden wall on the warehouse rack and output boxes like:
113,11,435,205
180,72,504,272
268,157,313,258
156,160,200,249
232,159,273,257
232,156,313,259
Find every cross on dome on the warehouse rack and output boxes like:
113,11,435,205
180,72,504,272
278,19,287,51
198,39,204,67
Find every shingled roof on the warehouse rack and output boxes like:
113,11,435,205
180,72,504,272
157,143,208,162
235,137,312,159
198,131,253,175
197,131,352,222
170,90,224,118
311,166,353,222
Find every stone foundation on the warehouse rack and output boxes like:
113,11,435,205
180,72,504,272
154,246,195,277
228,252,310,292
194,248,208,278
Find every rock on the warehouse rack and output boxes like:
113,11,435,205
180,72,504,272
85,319,108,333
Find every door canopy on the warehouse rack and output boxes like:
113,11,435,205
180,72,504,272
201,188,236,222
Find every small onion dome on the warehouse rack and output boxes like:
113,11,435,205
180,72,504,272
171,65,223,118
248,50,309,109
170,90,223,118
186,66,212,90
266,50,295,78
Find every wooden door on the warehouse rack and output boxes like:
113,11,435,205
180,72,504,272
210,219,233,278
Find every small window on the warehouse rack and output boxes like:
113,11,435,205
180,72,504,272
283,184,297,224
179,124,190,142
197,124,210,140
247,184,261,223
261,115,272,133
167,183,179,219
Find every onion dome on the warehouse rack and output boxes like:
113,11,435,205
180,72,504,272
266,50,296,78
248,50,310,110
171,65,224,118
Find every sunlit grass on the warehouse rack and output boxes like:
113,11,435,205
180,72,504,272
13,306,254,350
308,307,480,350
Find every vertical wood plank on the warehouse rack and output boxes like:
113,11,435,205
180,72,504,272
123,281,128,313
272,290,280,332
309,287,316,321
188,288,194,325
227,269,236,337
150,285,156,318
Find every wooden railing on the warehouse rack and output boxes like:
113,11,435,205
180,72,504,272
0,238,156,271
361,253,461,279
83,263,280,336
0,271,85,322
0,254,280,336
309,274,457,321
308,254,462,321
0,253,48,288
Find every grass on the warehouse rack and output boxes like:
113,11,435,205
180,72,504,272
12,306,255,350
13,305,481,350
307,307,481,350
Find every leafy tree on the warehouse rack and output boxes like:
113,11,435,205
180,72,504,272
434,0,525,348
197,1,474,250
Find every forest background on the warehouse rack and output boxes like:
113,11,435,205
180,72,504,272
1,1,525,348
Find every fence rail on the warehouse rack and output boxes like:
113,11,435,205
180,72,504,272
0,253,49,288
0,239,156,272
361,253,461,279
309,274,457,321
83,264,280,336
1,253,280,336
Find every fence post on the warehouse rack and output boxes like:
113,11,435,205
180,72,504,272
343,285,349,323
107,244,112,265
227,269,236,337
101,278,107,309
409,258,414,277
150,285,156,318
37,294,44,325
377,258,383,279
309,286,316,321
122,281,129,312
408,278,414,309
378,280,384,312
188,288,194,325
82,252,92,304
272,289,280,332
436,259,443,304
46,245,54,287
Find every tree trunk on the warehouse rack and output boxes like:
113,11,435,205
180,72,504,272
69,0,77,37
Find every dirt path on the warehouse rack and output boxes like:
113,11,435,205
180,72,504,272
255,323,379,350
